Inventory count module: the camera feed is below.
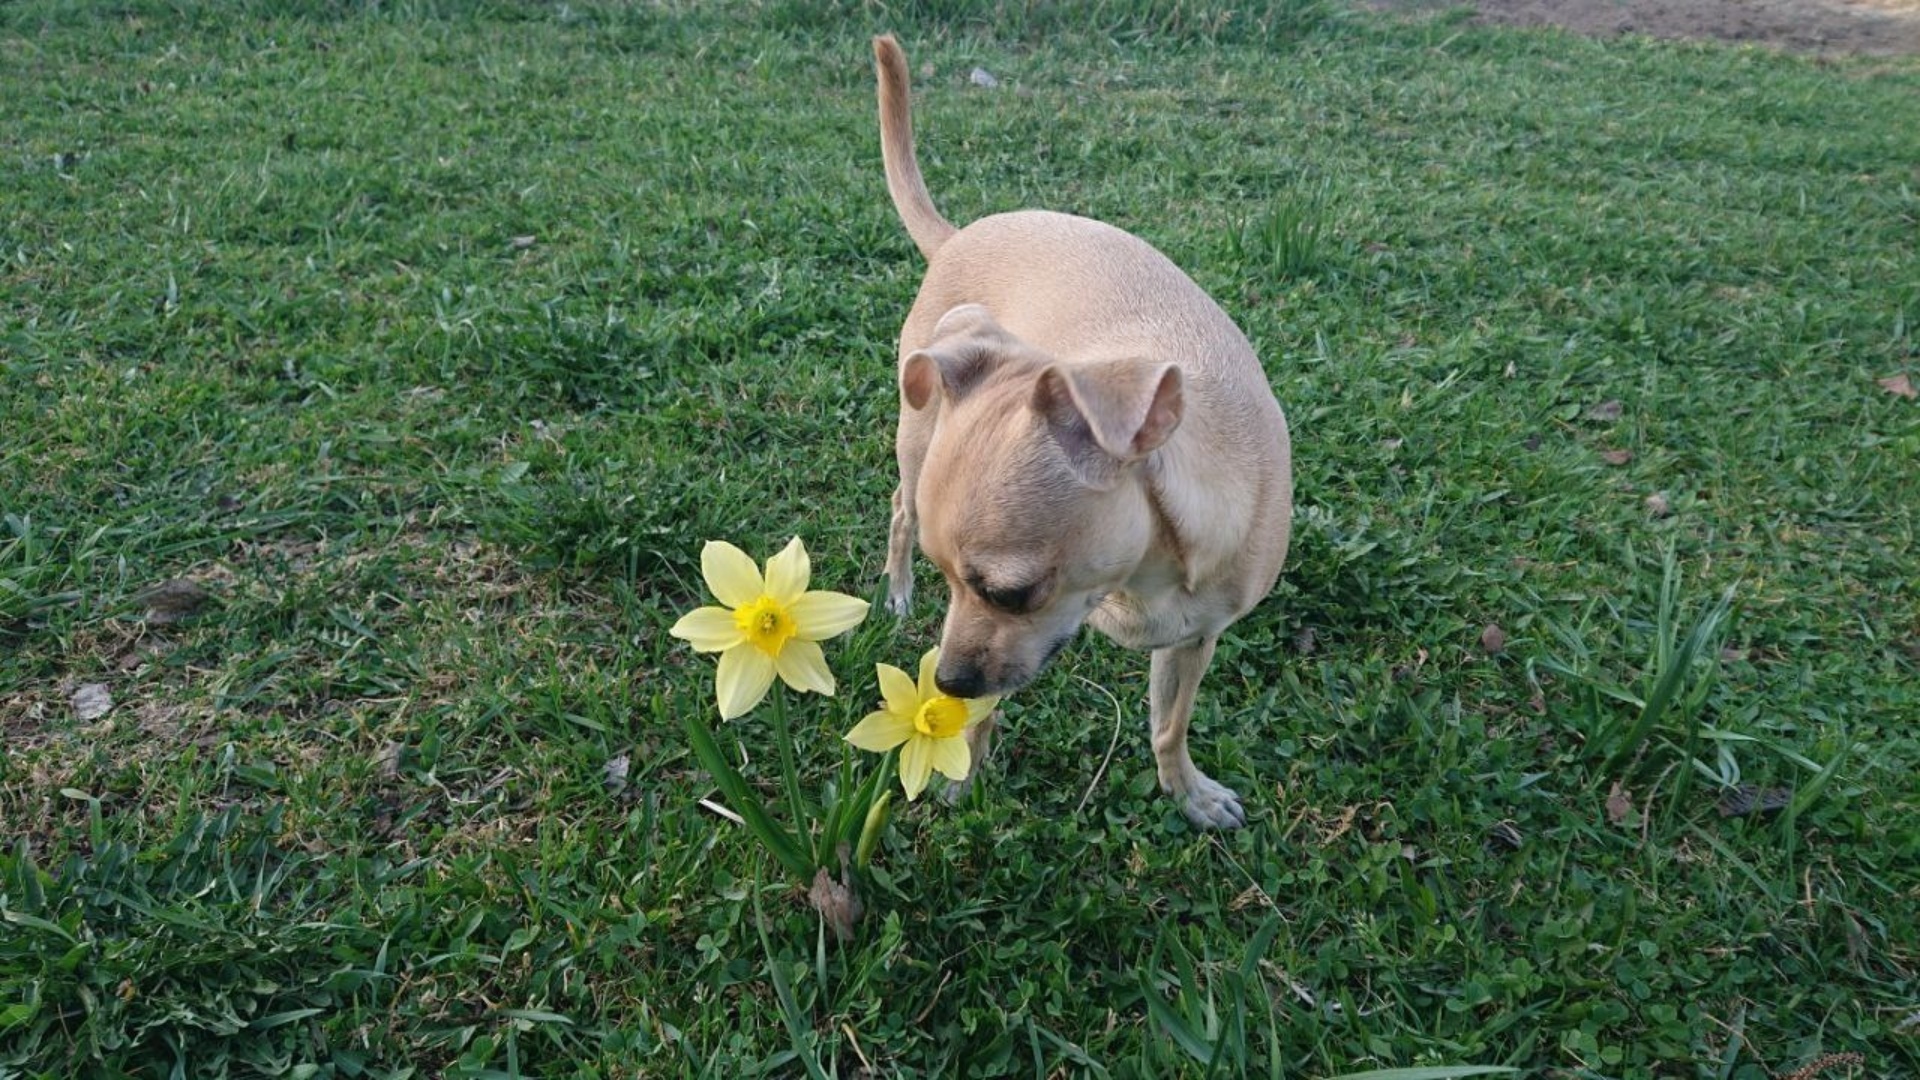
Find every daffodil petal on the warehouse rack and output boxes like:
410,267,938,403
845,709,914,753
764,536,810,603
927,733,971,783
876,663,919,718
899,736,933,801
702,542,764,609
789,591,870,640
670,606,745,653
715,644,776,720
773,638,834,696
965,695,1001,724
917,647,941,700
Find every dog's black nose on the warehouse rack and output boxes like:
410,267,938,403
934,664,990,700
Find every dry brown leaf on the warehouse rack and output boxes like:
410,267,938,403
1292,626,1318,656
1480,623,1507,654
1877,373,1915,399
1605,781,1633,826
1390,646,1430,682
1645,492,1671,517
808,865,863,943
139,578,209,625
375,741,404,780
1487,820,1524,850
1228,884,1274,912
1599,448,1634,465
1718,785,1793,818
1319,805,1359,844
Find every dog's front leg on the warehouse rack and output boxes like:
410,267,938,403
884,483,916,616
1149,634,1245,829
885,413,932,618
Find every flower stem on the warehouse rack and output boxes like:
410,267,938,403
877,744,898,801
769,685,810,852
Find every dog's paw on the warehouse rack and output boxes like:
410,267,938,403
884,588,912,618
939,772,974,806
1178,774,1246,830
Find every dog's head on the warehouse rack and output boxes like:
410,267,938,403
906,305,1184,697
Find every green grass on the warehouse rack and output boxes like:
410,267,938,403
3,1,1917,1077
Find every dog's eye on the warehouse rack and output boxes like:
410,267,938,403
962,567,1049,614
978,582,1037,614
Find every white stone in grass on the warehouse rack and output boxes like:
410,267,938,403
72,683,114,722
969,67,999,89
604,753,631,795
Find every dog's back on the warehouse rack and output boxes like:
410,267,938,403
871,34,1290,620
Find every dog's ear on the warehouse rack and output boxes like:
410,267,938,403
901,305,1013,411
902,345,995,411
1032,360,1184,481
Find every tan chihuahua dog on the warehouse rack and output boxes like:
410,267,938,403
873,36,1292,829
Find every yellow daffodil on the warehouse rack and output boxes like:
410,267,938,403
844,648,999,800
670,538,870,719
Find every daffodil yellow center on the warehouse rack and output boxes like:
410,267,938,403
733,595,796,656
913,695,969,739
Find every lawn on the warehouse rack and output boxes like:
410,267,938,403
2,1,1916,1077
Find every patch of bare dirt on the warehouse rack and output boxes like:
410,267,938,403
1369,0,1920,55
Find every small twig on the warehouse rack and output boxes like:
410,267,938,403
1073,674,1127,817
840,1023,874,1073
912,969,953,1026
1701,999,1753,1075
697,797,745,825
1216,838,1290,920
1640,760,1673,849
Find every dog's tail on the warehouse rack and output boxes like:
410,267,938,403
874,34,957,261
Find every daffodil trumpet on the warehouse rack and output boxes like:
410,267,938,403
845,647,999,801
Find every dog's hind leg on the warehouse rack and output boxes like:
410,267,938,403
1149,634,1246,830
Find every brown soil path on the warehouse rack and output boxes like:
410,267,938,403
1367,0,1920,56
